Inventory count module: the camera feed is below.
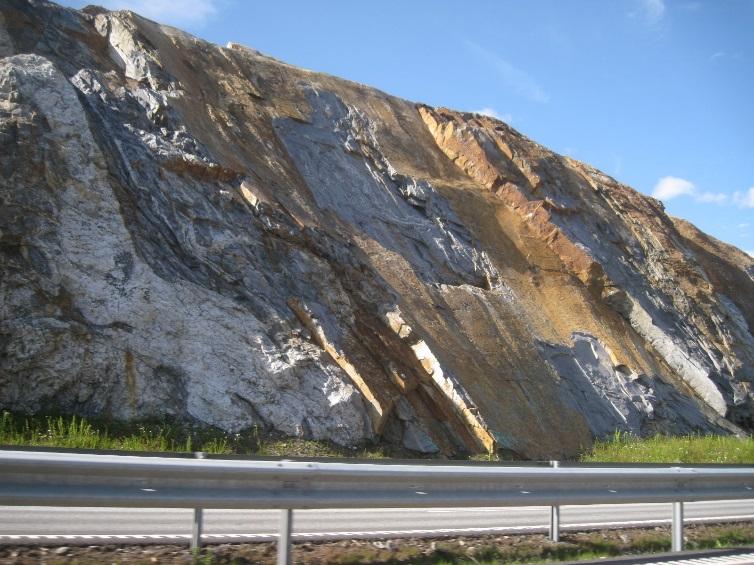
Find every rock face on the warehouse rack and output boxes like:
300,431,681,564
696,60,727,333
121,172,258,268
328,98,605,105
1,0,752,458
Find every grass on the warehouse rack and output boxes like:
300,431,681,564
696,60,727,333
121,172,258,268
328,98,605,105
0,410,393,458
3,411,754,465
581,430,754,464
0,410,232,453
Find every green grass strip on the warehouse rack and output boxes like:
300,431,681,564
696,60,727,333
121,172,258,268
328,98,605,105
581,430,754,464
0,411,391,458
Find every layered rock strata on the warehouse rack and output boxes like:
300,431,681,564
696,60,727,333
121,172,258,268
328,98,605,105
1,0,752,458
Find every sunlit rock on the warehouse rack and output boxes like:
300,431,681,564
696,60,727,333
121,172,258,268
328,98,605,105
0,1,752,458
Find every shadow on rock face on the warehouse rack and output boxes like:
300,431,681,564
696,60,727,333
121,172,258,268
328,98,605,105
540,332,730,439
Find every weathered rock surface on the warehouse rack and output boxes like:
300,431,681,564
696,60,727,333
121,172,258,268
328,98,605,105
1,0,752,458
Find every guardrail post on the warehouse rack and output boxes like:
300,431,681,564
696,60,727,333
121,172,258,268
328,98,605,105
191,452,206,551
278,508,293,565
672,501,684,552
549,460,560,542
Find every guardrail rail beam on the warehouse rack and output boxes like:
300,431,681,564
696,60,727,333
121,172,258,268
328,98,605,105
1,450,752,563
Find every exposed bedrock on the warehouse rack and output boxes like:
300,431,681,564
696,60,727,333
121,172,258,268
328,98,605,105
1,0,752,457
419,106,754,429
540,332,734,438
0,53,372,446
273,87,499,290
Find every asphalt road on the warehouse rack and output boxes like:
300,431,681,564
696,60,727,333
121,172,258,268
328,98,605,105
0,500,752,544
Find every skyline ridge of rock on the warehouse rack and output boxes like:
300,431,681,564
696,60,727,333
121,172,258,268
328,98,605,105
1,0,752,458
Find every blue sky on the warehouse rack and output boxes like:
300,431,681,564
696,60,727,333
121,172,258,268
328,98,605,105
60,0,754,256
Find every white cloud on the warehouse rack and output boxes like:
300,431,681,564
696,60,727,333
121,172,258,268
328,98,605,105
93,0,219,27
733,187,754,208
746,250,754,258
652,176,728,205
739,223,750,229
472,107,512,123
465,41,549,104
641,0,666,25
653,176,695,200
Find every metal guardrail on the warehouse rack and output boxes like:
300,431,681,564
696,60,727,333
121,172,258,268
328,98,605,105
0,450,753,564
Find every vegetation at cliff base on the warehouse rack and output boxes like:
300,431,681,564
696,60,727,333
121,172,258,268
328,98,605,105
3,412,753,465
0,411,391,458
581,431,754,464
0,411,233,454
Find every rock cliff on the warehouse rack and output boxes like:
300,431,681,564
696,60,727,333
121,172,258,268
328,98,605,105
1,0,752,458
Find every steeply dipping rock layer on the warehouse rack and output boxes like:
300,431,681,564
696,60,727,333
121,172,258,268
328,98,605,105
1,0,752,458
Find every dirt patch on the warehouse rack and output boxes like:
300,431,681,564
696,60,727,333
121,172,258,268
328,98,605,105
1,522,753,564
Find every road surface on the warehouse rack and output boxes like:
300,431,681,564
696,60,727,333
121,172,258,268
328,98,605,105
0,500,752,545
